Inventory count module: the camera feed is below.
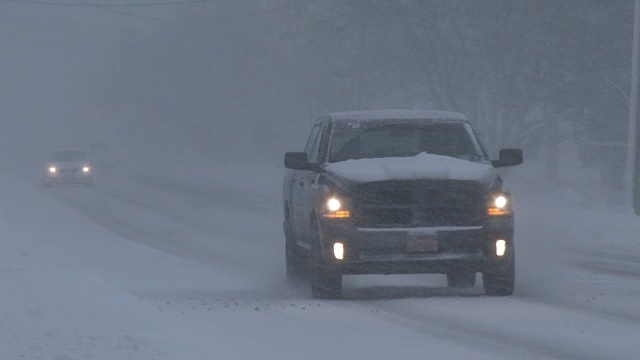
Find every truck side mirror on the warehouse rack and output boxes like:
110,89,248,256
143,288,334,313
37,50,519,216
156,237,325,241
492,148,523,168
284,152,310,170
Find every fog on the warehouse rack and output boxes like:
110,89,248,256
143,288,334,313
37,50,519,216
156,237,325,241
1,1,121,170
1,1,633,194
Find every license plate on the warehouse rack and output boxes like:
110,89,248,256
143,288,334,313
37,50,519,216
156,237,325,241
406,236,438,253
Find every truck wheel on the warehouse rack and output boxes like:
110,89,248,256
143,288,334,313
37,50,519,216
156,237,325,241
311,266,342,299
284,221,305,287
483,256,515,296
447,271,476,288
310,219,342,299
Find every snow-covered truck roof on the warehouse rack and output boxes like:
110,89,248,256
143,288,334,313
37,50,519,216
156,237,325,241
327,110,468,122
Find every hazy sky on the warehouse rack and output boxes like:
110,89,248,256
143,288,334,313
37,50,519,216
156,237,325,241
0,1,633,186
0,1,309,169
0,1,129,164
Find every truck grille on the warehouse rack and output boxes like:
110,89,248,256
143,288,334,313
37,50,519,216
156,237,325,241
354,180,486,227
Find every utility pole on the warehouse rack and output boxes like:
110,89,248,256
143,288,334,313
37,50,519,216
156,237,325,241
354,15,367,111
626,0,640,215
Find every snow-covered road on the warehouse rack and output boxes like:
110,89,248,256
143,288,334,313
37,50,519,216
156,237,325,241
1,166,639,359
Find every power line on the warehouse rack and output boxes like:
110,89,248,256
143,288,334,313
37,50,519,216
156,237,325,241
0,0,220,7
1,0,298,25
82,2,206,23
80,1,297,24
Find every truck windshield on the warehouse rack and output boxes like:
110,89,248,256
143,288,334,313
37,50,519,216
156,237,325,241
328,121,484,163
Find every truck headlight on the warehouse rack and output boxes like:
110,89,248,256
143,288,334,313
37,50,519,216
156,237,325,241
327,198,341,211
323,197,350,218
488,193,512,216
494,195,507,209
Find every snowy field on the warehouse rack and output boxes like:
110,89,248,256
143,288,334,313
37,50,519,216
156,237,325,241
1,161,639,359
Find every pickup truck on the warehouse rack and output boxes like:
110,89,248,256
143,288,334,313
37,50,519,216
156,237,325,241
282,110,523,299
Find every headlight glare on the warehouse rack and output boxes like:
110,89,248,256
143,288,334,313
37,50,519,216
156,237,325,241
327,198,341,212
48,167,57,173
488,193,511,216
494,195,508,209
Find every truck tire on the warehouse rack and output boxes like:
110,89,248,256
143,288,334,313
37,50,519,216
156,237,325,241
483,255,515,296
310,219,342,299
284,221,305,287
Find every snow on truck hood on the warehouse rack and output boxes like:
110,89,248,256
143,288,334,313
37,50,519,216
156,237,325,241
325,153,497,185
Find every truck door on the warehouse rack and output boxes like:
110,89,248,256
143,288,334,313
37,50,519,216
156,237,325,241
291,123,322,245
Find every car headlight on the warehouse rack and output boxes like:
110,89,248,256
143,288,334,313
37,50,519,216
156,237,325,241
323,197,350,218
82,166,91,173
48,167,57,173
488,193,512,216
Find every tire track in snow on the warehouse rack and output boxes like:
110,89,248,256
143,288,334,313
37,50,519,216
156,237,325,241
343,299,623,360
40,184,284,292
575,250,640,280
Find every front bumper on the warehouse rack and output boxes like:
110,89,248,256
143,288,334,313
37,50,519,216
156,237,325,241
319,217,514,275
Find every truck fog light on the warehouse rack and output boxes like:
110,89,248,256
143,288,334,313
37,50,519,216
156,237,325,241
333,242,344,260
496,239,506,257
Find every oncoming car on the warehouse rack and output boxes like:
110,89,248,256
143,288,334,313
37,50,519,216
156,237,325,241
282,110,523,299
43,150,94,187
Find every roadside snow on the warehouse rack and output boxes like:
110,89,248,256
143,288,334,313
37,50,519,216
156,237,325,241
0,171,240,359
0,171,504,359
0,263,170,359
325,153,496,185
